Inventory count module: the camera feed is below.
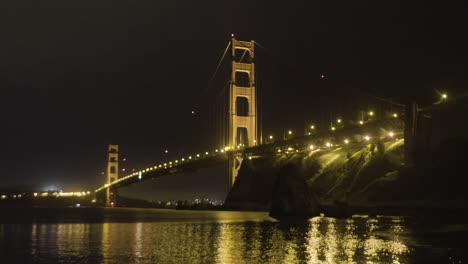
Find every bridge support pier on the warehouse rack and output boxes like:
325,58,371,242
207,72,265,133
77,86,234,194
229,152,244,188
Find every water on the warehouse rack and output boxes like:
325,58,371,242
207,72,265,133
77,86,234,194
0,208,467,264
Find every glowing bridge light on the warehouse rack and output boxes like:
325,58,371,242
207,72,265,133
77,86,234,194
344,139,349,144
269,135,273,139
310,125,315,129
181,158,185,161
188,156,192,160
369,111,374,116
164,163,167,166
138,172,142,180
220,149,224,153
33,193,38,197
196,154,200,157
337,119,342,123
331,126,336,131
277,149,281,153
442,93,447,99
215,149,218,152
359,120,364,125
287,147,293,151
288,130,292,135
365,135,370,141
175,160,178,163
326,142,331,147
393,113,398,118
205,152,209,155
1,195,6,199
169,162,172,165
309,145,315,150
388,132,394,137
248,156,252,160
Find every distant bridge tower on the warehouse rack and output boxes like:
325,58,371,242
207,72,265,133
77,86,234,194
228,38,257,188
106,144,119,206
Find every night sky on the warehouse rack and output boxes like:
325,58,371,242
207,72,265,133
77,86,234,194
0,1,466,198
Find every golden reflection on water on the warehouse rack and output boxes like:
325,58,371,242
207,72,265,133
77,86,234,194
24,214,411,263
305,216,409,264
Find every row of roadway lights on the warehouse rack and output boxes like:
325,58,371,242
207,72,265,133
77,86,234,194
277,131,396,154
115,92,451,184
112,146,242,186
268,110,398,142
110,109,407,187
1,191,91,199
109,92,452,187
135,111,397,177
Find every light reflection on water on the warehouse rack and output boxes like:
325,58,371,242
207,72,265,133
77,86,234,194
0,209,466,263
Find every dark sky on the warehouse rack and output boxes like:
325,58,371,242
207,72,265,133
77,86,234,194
0,0,466,197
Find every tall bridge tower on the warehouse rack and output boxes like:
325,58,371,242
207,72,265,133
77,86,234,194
106,144,119,205
228,38,257,188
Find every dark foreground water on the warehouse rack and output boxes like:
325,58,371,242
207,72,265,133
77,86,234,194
0,208,467,264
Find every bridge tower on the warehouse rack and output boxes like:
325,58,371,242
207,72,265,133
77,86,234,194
105,144,119,206
228,37,257,188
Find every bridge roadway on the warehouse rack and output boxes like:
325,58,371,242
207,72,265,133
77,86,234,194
94,117,404,195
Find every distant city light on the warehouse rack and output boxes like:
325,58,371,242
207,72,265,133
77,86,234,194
320,74,325,79
344,139,349,144
331,126,336,131
337,119,341,123
359,121,364,125
310,125,315,129
393,113,398,118
165,149,169,154
326,142,331,147
365,136,370,141
369,111,374,116
309,145,314,150
191,110,195,114
288,130,292,135
269,135,273,139
442,93,447,99
388,132,394,137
